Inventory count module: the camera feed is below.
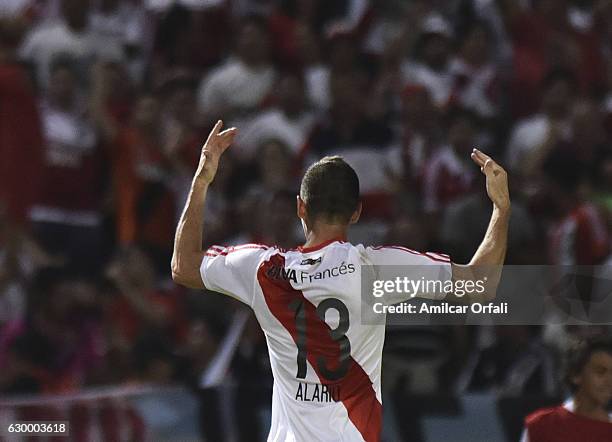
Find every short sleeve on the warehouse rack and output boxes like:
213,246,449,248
200,244,269,306
366,246,452,302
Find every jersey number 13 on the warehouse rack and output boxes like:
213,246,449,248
289,298,351,381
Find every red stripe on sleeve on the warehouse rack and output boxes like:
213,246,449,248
205,244,269,257
371,245,451,263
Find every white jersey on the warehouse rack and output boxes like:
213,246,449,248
200,239,452,442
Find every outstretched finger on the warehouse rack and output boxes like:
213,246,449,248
470,151,485,167
219,127,237,137
470,148,490,167
206,120,223,141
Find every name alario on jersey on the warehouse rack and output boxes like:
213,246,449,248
266,261,356,284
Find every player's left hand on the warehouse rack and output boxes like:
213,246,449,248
471,148,510,211
195,120,237,185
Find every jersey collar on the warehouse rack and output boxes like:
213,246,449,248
564,398,612,421
297,237,346,253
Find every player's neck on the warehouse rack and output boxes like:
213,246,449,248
572,392,610,422
302,225,348,250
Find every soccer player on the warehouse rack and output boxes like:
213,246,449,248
521,337,612,442
172,120,510,441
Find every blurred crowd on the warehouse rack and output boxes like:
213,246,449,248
1,0,612,410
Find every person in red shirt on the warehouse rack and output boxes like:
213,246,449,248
508,0,606,117
112,94,178,273
542,151,609,265
522,336,612,441
0,16,43,226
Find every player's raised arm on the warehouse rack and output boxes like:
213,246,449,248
171,120,237,289
448,148,510,303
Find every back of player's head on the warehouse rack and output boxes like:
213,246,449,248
564,335,612,392
300,156,360,225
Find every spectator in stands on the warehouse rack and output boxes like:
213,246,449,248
387,84,441,197
302,31,365,113
521,335,612,441
440,183,538,264
197,15,276,123
508,0,606,116
255,139,296,194
160,73,203,167
569,98,608,167
231,314,274,441
304,69,392,158
89,0,146,82
133,331,178,384
460,326,560,396
312,0,372,38
105,247,186,350
89,60,134,144
111,93,178,273
256,190,302,249
151,2,231,73
542,151,609,266
19,0,121,88
268,0,316,69
303,70,395,225
465,0,514,65
2,269,106,393
0,16,44,226
298,24,330,112
401,13,454,108
505,69,577,175
0,205,59,348
234,72,315,161
161,72,244,249
423,107,479,215
448,20,500,120
30,54,108,273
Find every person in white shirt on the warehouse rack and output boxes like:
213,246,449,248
197,16,276,123
171,120,511,441
505,69,577,174
234,72,315,161
448,21,500,119
19,0,122,88
401,13,454,108
89,0,146,81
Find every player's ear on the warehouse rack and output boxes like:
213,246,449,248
349,202,362,225
297,195,307,221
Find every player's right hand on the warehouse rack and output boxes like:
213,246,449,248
471,148,510,211
195,120,237,185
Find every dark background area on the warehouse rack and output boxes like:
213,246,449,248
1,0,612,440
